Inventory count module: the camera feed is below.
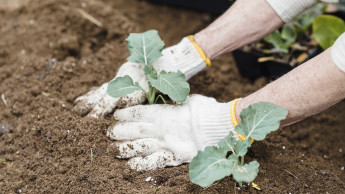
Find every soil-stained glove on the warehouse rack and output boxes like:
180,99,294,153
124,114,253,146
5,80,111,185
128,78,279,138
73,36,210,118
107,95,241,171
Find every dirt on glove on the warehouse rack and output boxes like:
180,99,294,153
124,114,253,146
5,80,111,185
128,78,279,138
0,0,344,193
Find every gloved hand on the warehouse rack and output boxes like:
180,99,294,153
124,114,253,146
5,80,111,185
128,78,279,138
73,36,210,118
107,95,241,171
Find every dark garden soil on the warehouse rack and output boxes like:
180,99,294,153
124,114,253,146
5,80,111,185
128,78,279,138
0,0,344,193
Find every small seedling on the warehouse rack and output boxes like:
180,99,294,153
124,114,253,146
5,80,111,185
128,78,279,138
259,4,345,65
189,102,288,187
106,30,190,104
261,5,323,57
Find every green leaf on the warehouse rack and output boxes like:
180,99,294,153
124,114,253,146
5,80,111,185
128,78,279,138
264,30,289,53
189,146,238,187
294,5,322,30
281,23,297,45
126,30,165,65
313,15,345,50
218,133,251,157
106,75,142,98
189,102,287,188
232,161,260,183
143,64,158,79
235,102,288,141
146,70,190,103
264,30,283,48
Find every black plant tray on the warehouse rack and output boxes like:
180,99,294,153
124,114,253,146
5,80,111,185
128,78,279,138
233,10,345,81
146,0,233,14
232,47,322,81
232,50,269,80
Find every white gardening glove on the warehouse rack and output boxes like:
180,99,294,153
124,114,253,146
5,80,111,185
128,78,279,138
107,95,241,171
73,36,210,118
266,0,339,23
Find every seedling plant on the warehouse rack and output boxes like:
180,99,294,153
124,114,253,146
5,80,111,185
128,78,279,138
106,30,190,104
189,102,288,187
254,4,345,66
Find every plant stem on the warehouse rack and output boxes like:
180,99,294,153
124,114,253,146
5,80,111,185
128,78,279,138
143,90,149,101
239,156,244,187
143,59,156,104
155,94,168,104
147,85,156,104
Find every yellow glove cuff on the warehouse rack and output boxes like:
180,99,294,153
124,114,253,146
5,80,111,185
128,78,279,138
187,35,211,67
230,98,254,143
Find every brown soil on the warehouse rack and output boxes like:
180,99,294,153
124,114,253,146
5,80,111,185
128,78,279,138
0,0,344,193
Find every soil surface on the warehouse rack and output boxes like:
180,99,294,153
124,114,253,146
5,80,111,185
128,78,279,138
0,0,344,193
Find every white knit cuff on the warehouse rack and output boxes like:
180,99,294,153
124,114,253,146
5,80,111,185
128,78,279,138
331,32,345,73
266,0,318,23
162,37,207,80
189,96,235,150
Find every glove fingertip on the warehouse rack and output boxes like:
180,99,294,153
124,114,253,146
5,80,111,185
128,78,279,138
116,91,146,109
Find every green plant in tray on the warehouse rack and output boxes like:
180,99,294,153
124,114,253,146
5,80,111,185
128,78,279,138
312,14,345,49
256,3,345,65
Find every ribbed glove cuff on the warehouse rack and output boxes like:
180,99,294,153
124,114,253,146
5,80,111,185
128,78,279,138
266,0,339,23
189,96,235,150
199,102,234,147
266,0,317,23
161,37,207,80
331,32,345,73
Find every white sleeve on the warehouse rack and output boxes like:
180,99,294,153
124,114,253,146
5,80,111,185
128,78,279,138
331,32,345,73
266,0,339,23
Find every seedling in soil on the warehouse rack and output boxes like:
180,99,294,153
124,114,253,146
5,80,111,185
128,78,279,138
106,30,190,104
189,102,288,187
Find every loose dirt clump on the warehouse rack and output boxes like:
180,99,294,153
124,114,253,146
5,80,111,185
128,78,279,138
0,0,344,193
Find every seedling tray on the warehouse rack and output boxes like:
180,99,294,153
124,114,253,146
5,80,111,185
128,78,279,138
232,47,322,81
146,0,233,14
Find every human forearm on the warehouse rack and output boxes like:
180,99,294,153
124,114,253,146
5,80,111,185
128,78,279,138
235,47,345,126
193,0,334,60
194,0,284,59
